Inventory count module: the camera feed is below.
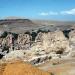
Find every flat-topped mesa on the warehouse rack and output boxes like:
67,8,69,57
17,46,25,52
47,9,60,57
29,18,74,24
0,19,35,25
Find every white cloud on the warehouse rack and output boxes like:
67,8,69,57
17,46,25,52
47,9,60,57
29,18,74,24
39,8,75,16
61,8,75,15
39,11,58,16
49,11,58,15
39,12,49,16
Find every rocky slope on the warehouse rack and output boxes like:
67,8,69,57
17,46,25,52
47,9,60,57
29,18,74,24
0,19,41,33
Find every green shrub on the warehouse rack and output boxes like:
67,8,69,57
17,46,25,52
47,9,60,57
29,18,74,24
1,31,8,38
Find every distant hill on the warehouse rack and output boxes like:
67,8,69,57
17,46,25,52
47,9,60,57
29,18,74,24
4,16,26,19
0,19,35,26
0,19,39,33
0,18,75,33
33,20,75,25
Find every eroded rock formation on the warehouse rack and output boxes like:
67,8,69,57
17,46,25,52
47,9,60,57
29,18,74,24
17,33,31,50
32,30,70,54
0,29,75,65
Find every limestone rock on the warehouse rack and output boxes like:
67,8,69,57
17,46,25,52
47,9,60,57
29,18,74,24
17,33,31,50
33,30,70,54
0,31,5,37
69,30,75,50
3,50,26,61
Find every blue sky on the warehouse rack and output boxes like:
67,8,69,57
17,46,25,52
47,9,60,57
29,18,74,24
0,0,75,20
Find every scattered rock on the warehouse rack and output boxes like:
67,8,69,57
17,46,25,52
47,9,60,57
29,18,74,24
3,50,26,61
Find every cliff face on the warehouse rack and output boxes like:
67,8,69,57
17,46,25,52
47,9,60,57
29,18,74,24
0,28,75,65
0,29,72,65
32,30,70,53
17,33,31,50
0,28,75,75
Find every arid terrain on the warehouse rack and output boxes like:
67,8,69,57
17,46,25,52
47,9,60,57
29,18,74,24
0,18,75,75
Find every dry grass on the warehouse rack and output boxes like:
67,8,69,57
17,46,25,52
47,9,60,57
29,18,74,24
0,63,6,75
0,60,51,75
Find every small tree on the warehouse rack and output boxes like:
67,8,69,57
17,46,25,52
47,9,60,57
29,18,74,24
1,31,8,38
31,32,37,41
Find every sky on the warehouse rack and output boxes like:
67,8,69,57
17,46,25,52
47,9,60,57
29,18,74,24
0,0,75,20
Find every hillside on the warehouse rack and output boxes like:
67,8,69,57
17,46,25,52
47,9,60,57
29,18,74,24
0,19,40,33
0,19,75,33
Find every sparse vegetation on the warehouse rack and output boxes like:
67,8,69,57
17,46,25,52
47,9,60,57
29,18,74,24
25,31,31,35
52,62,60,65
1,31,8,38
56,50,63,54
63,30,71,38
31,31,37,41
12,33,18,40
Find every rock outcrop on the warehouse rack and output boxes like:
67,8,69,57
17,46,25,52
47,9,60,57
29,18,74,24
2,30,71,65
0,31,5,37
3,50,26,61
66,30,75,57
17,33,31,50
69,30,75,49
32,30,70,54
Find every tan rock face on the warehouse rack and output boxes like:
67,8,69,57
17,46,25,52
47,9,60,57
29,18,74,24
66,30,75,57
17,33,31,50
1,30,71,65
3,50,26,61
69,30,75,45
1,34,14,46
69,30,75,51
33,30,70,53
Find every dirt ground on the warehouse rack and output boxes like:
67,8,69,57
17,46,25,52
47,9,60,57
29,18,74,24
38,58,75,75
